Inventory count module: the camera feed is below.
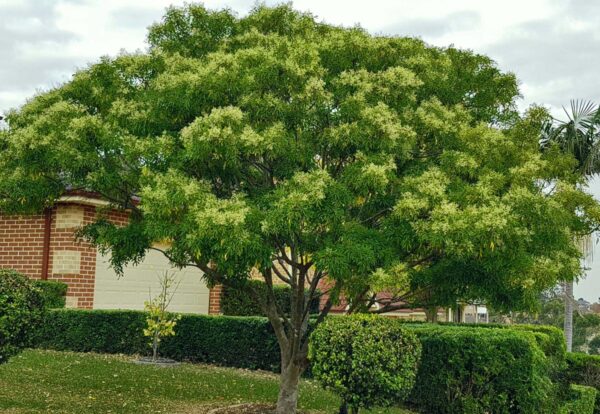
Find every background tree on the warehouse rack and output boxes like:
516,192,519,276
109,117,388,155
495,288,600,353
541,100,600,351
1,5,599,413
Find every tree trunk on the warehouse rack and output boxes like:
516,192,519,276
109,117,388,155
262,265,331,414
152,333,159,361
338,401,349,414
564,281,574,352
425,306,438,323
276,359,303,414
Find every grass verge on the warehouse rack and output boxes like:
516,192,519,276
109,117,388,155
0,350,415,413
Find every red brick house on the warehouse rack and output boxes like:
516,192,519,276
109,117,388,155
0,193,221,314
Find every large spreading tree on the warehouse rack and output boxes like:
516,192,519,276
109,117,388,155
1,4,599,412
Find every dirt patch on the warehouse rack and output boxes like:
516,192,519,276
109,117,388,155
207,404,276,414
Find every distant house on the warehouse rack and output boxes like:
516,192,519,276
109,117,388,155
317,281,488,322
0,192,221,314
577,297,592,313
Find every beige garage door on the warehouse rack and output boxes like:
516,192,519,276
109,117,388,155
93,249,209,314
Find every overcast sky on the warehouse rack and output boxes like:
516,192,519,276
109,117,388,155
2,0,600,300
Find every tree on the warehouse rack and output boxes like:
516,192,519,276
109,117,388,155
501,289,600,353
0,5,598,412
541,100,600,351
143,272,181,362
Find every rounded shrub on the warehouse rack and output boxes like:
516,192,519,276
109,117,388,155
309,315,421,413
33,280,68,309
0,269,45,364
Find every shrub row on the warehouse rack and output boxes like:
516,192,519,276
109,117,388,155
564,353,600,413
221,279,320,316
33,280,68,309
560,384,597,414
35,309,572,413
35,309,280,371
407,323,562,413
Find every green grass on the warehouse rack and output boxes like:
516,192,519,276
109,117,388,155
0,350,415,413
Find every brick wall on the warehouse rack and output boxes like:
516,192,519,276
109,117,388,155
0,201,217,313
208,285,223,315
0,203,130,309
0,214,46,278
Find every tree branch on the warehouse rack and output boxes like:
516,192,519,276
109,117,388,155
263,268,290,350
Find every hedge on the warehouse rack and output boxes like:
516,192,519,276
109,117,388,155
401,321,565,360
407,324,561,413
559,384,597,414
221,279,320,317
35,309,280,371
564,353,600,413
33,280,68,309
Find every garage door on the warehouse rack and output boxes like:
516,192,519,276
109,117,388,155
93,249,209,314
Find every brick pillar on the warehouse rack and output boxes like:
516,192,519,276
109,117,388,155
208,285,223,315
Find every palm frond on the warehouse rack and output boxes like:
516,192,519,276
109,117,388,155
544,100,600,176
567,100,597,123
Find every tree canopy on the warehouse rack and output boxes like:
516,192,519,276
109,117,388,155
1,4,599,412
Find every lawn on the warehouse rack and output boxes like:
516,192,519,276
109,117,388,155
0,350,415,413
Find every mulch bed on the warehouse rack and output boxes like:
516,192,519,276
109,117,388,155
134,356,180,367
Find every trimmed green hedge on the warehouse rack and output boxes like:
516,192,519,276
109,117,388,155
35,309,280,371
221,279,320,317
560,384,597,414
564,353,600,413
407,324,561,414
33,280,68,309
402,321,565,360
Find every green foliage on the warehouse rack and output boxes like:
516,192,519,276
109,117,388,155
560,384,597,414
143,273,181,361
309,315,421,412
3,5,599,409
573,314,600,353
448,322,566,361
34,309,571,413
221,279,320,316
33,280,68,309
35,309,280,371
0,269,45,363
0,3,589,316
408,324,560,414
590,336,600,355
564,353,600,413
501,291,600,353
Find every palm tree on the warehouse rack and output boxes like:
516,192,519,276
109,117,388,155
541,100,600,352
